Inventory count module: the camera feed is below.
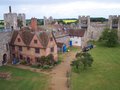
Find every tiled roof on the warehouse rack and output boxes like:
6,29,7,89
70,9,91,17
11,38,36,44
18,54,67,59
19,30,34,45
69,29,85,37
10,30,54,48
38,31,50,48
10,31,18,45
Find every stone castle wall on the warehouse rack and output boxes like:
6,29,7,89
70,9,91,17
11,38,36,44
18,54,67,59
88,22,107,40
0,31,12,66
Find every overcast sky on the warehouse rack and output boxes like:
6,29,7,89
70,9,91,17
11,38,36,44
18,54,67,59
0,0,120,19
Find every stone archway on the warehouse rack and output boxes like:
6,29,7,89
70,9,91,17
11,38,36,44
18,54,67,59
2,53,7,65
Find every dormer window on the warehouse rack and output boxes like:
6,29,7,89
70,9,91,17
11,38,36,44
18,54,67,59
50,47,54,53
50,37,53,41
18,38,21,42
34,40,37,44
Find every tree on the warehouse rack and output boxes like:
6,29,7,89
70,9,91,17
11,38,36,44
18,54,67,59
17,19,23,29
71,52,94,72
100,28,118,47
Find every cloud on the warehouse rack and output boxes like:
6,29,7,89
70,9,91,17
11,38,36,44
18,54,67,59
0,0,120,19
1,0,79,5
12,1,120,17
1,0,120,5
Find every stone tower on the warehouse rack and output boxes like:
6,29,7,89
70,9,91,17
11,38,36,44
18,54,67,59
118,15,120,41
108,15,118,29
78,16,90,30
43,16,54,26
78,16,91,42
108,15,120,41
43,16,47,26
4,6,26,30
18,13,26,27
4,6,18,30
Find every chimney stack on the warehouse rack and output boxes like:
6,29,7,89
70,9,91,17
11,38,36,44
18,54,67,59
9,6,12,13
30,18,38,31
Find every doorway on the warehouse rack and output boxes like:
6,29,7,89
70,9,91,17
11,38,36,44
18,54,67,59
2,54,7,65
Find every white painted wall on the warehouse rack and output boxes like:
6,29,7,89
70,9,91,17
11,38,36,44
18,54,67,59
70,36,82,47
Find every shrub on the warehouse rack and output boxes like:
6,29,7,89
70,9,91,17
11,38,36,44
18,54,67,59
20,60,27,65
100,28,118,47
31,54,55,69
71,52,94,72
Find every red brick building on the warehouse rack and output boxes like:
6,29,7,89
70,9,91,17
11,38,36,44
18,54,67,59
9,18,58,64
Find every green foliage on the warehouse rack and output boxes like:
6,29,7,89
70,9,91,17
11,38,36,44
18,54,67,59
17,19,23,29
37,19,44,25
0,20,4,29
71,42,120,90
57,19,66,24
20,60,27,65
100,28,118,47
26,19,31,26
90,17,107,22
31,54,56,69
71,52,93,73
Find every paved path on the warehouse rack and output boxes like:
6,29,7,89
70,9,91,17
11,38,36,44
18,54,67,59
49,51,77,90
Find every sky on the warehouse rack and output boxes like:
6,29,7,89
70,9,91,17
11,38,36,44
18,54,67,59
0,0,120,19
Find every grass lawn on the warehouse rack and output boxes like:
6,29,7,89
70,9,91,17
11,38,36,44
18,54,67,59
0,66,49,90
71,43,120,90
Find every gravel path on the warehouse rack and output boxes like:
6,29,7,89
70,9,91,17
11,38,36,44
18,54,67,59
49,51,77,90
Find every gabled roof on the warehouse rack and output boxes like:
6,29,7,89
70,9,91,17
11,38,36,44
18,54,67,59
10,30,34,46
10,29,55,48
10,31,18,45
19,30,34,45
37,31,50,48
69,29,85,37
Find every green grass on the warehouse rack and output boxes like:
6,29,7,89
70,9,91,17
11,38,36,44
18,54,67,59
63,20,77,24
71,43,120,90
68,47,80,52
0,66,49,90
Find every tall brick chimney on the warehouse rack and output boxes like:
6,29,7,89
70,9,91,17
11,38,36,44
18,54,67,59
30,18,38,31
9,6,12,13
